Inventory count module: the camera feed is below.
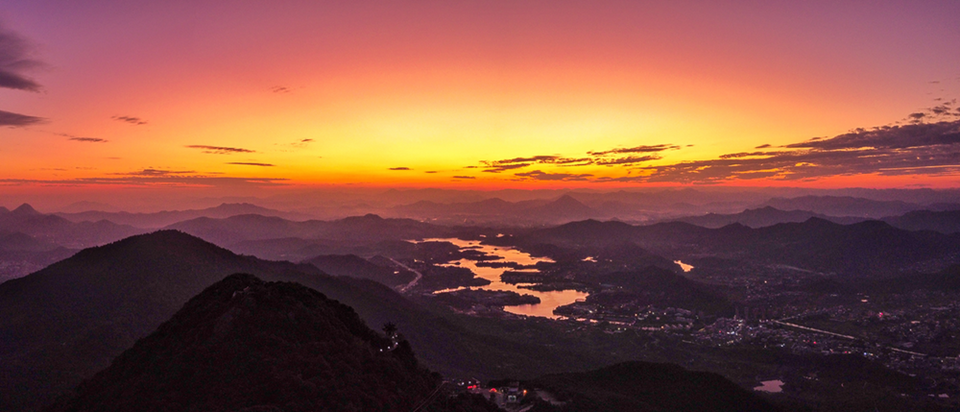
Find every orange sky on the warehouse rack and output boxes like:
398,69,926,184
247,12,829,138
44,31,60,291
2,1,959,197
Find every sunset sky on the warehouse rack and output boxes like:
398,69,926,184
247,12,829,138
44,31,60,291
2,1,960,199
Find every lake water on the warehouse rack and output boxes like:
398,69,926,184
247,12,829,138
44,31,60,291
674,260,694,272
424,238,588,319
753,380,784,393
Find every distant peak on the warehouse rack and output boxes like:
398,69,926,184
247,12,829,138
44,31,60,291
362,213,383,220
11,203,40,215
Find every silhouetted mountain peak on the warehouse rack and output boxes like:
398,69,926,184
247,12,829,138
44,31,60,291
477,197,510,206
75,229,229,259
46,274,439,412
11,203,40,216
549,194,590,209
801,216,841,227
751,205,781,213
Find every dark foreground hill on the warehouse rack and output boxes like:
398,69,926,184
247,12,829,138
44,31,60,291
44,274,471,412
528,361,776,412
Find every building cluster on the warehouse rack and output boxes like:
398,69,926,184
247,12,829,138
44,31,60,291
555,301,698,331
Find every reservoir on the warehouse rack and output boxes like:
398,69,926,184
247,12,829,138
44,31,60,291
753,380,784,393
425,238,588,319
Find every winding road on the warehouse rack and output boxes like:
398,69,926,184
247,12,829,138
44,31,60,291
390,258,423,293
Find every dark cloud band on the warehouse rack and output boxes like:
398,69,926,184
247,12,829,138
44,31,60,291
186,145,255,154
0,109,44,127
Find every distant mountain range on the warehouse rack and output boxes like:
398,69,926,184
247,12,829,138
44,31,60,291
0,204,143,248
882,209,960,234
671,205,960,234
671,206,866,228
390,194,602,225
518,217,960,277
166,213,448,243
56,202,314,228
0,204,143,281
761,195,929,218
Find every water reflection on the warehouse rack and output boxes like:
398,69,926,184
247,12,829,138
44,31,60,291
753,380,783,393
423,238,588,319
674,260,694,272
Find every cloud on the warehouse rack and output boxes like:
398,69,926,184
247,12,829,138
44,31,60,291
186,145,255,154
68,137,108,143
718,151,785,159
452,175,476,179
0,23,43,92
112,169,195,176
388,167,411,171
635,119,960,183
227,162,275,167
0,109,44,127
755,144,772,149
587,144,680,156
0,169,287,188
112,115,147,125
514,170,593,181
784,121,960,151
480,155,595,172
424,171,437,174
487,155,561,165
271,86,291,94
594,155,660,165
483,163,531,173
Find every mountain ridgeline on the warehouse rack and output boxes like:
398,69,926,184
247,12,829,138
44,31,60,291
519,217,960,277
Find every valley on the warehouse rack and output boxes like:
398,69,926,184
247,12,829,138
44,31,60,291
3,190,960,411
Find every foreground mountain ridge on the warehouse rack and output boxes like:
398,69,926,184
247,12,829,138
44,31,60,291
44,274,445,412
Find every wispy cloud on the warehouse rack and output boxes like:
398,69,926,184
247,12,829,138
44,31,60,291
587,144,681,156
594,155,660,166
112,115,147,125
227,162,274,167
388,167,411,171
186,145,255,154
514,170,594,181
479,143,677,172
68,136,108,143
0,169,287,188
0,23,43,92
0,109,44,127
271,86,291,94
452,175,476,179
483,163,531,173
112,168,195,176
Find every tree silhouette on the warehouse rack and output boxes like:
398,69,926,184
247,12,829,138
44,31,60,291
383,322,398,338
